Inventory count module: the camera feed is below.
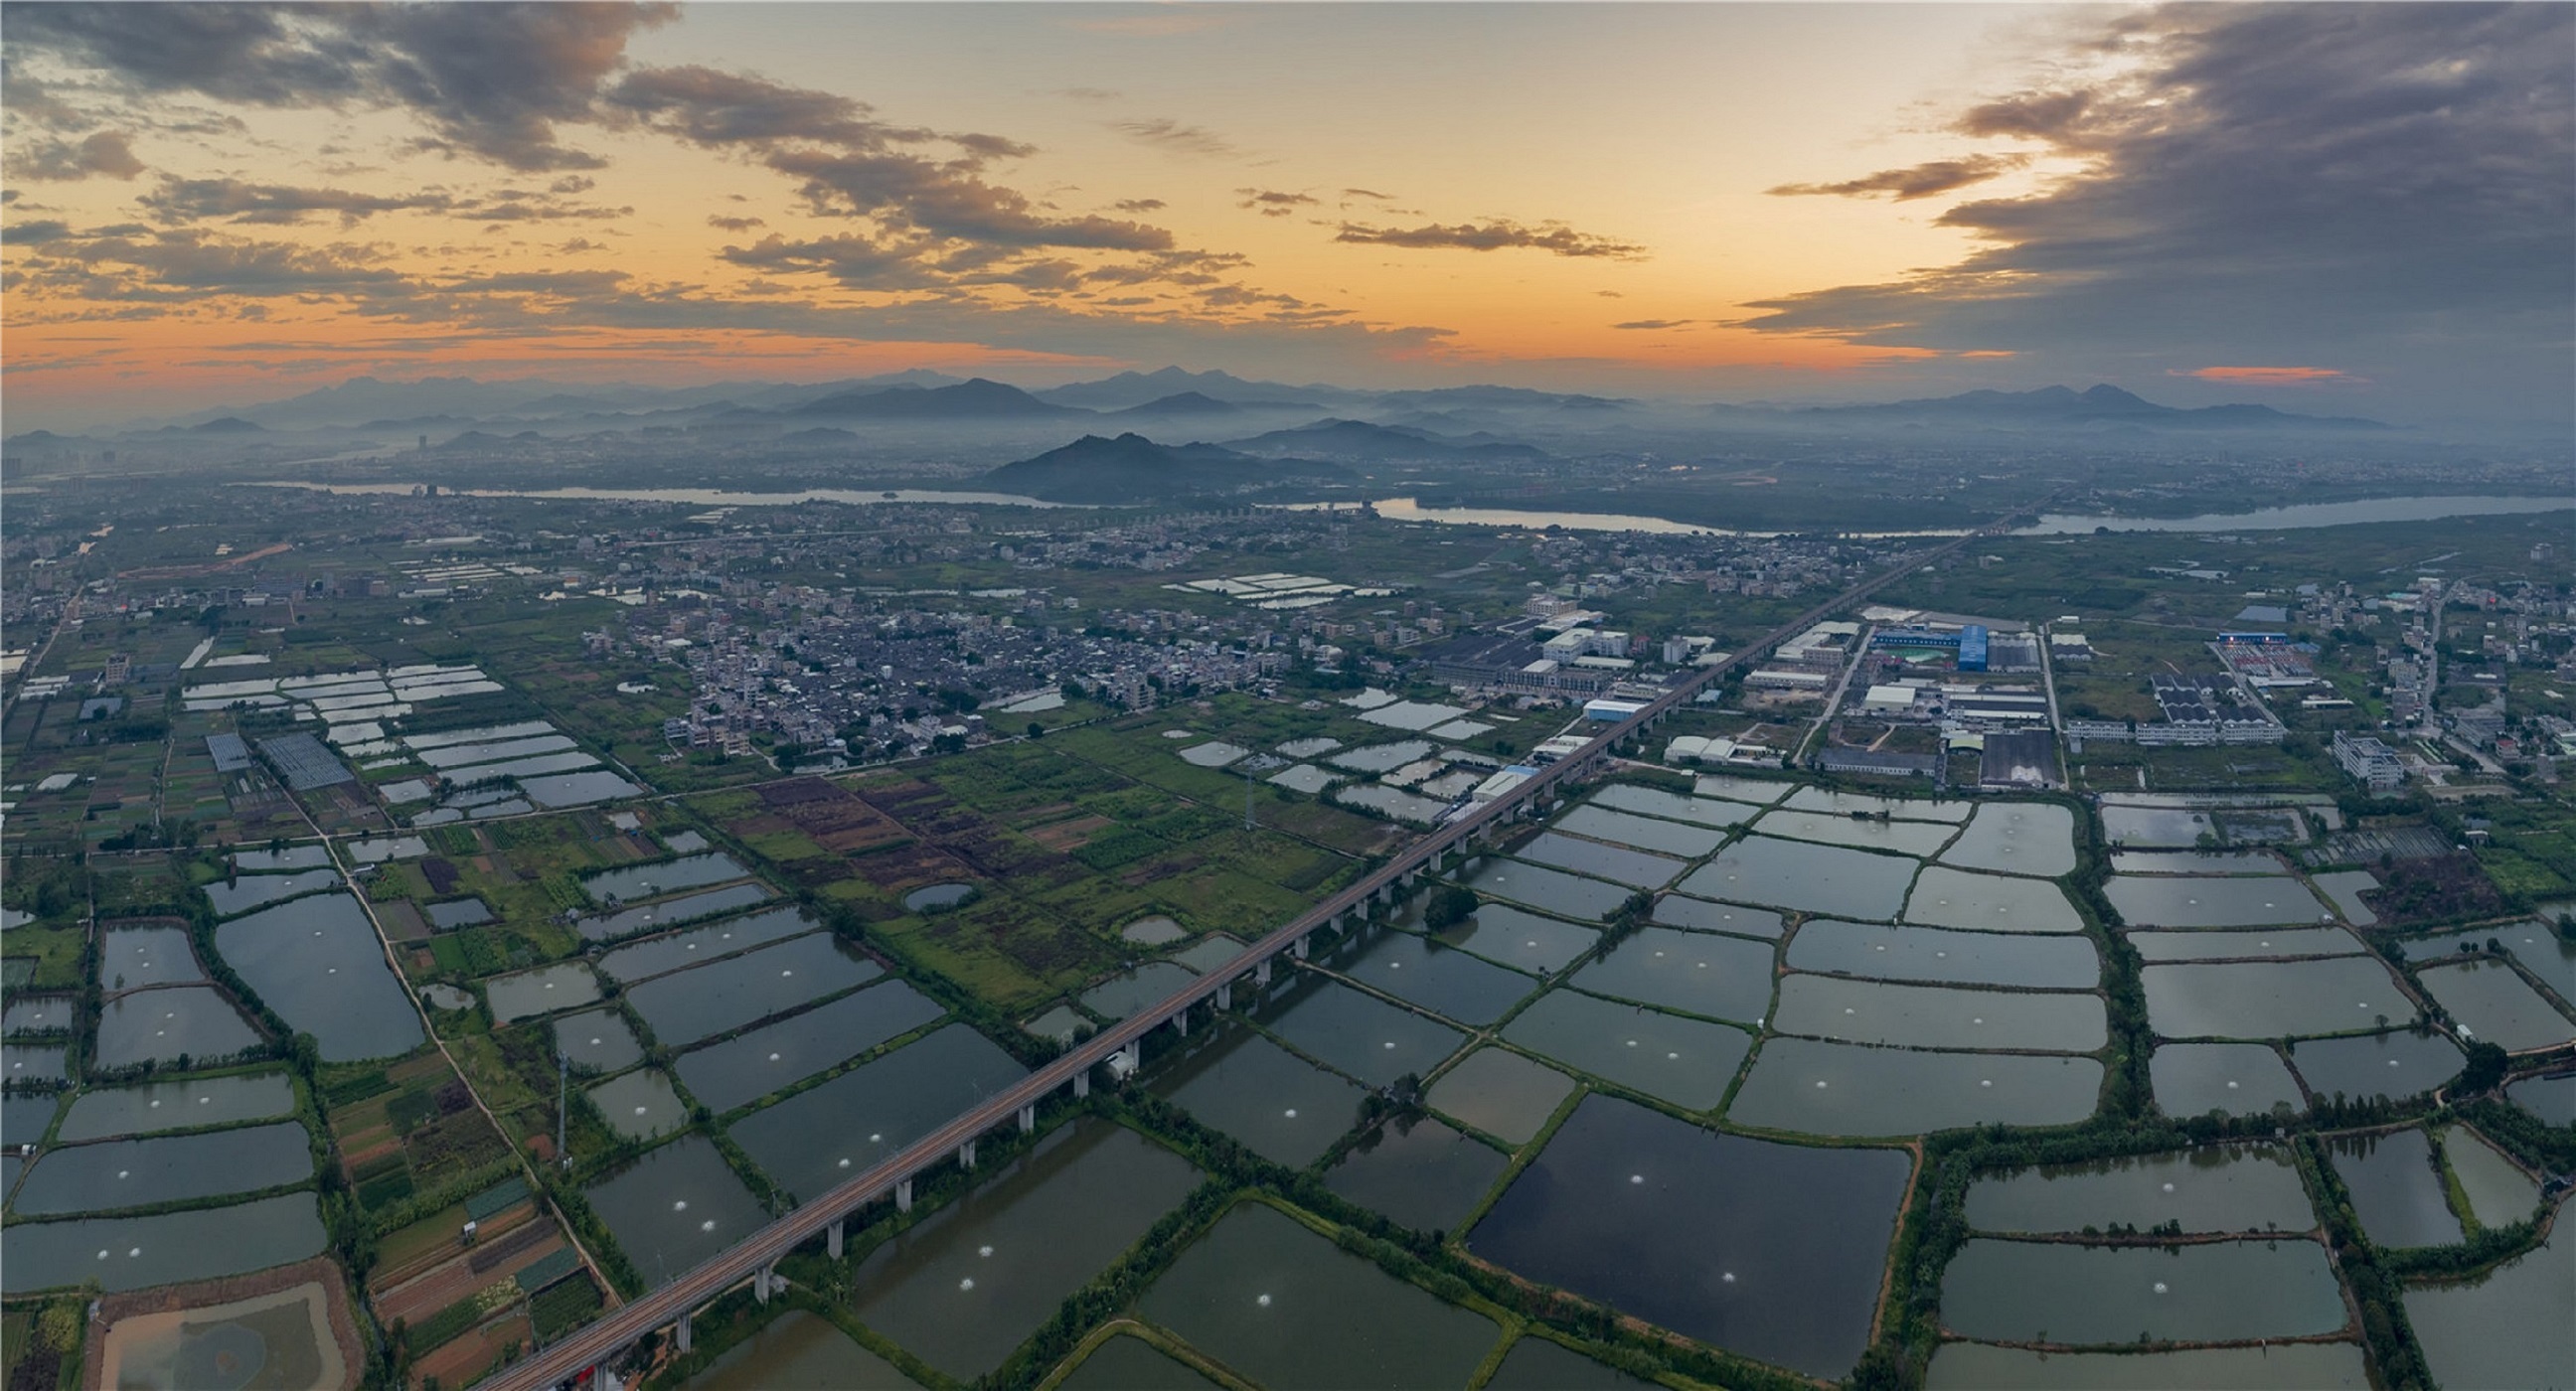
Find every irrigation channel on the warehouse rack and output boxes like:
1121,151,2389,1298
492,494,2056,1389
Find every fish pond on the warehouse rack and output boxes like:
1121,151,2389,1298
1580,785,1754,831
2106,875,2330,928
1327,928,1541,1026
589,1069,689,1142
56,1071,296,1142
2151,1043,2306,1119
727,1023,1027,1202
1750,808,1959,857
1681,838,1918,921
1512,832,1685,890
1787,919,2098,988
581,852,749,904
482,962,601,1023
1416,902,1599,974
1154,1025,1367,1167
1902,867,2083,933
596,907,814,984
91,986,265,1069
1253,974,1465,1085
97,926,204,991
1771,976,2105,1053
2286,1029,2462,1103
623,932,881,1046
555,1006,646,1074
212,893,423,1062
2414,959,2576,1053
204,868,343,917
2438,1125,2538,1226
1454,857,1633,921
679,1309,917,1391
1965,1145,2314,1234
1426,1047,1575,1146
2126,927,2362,961
1501,989,1750,1112
2140,957,2415,1040
1469,1095,1909,1381
1325,1116,1508,1234
12,1120,312,1216
0,1192,327,1294
2328,1129,2460,1249
584,1135,771,1289
676,980,944,1113
849,1120,1201,1381
1938,803,2078,878
574,882,772,943
1727,1039,2102,1137
1650,895,1785,940
1566,926,1776,1024
1940,1238,2345,1344
1926,1342,2368,1390
1078,962,1200,1021
2403,1218,2574,1391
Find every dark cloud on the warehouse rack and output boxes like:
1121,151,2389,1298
47,230,410,298
768,149,1172,250
603,64,931,148
1335,219,1646,259
1609,319,1696,330
706,214,766,232
1236,188,1316,217
6,2,673,170
139,177,450,226
1738,3,2574,421
1053,86,1121,103
719,232,942,291
1109,117,1240,159
1111,198,1166,213
2,220,73,245
1769,154,2027,202
1341,187,1396,200
4,131,146,182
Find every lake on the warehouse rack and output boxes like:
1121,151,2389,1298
1470,1095,1909,1380
1139,1201,1500,1391
212,893,423,1062
1727,1038,2102,1137
1965,1145,2314,1235
1501,989,1751,1112
2022,494,2572,534
1940,1238,2346,1344
849,1120,1202,1381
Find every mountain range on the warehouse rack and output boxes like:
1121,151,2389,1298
979,432,1355,503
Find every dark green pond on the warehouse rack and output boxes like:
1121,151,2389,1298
727,1023,1027,1202
1726,1039,2102,1137
12,1120,312,1216
1078,962,1200,1021
1154,1025,1367,1167
2150,1043,2306,1119
624,932,882,1046
1965,1145,2314,1234
1502,989,1750,1111
584,1134,771,1290
1138,1202,1500,1391
596,907,815,984
1469,1095,1909,1380
1927,1342,2369,1390
1327,928,1541,1026
1056,1333,1216,1390
91,986,265,1069
677,980,944,1114
212,893,423,1062
2285,1030,2462,1104
97,926,204,991
0,1191,327,1294
1252,973,1465,1086
680,1309,919,1390
56,1072,296,1142
2327,1130,2460,1249
1485,1336,1661,1390
2505,1071,2576,1125
1940,1238,2346,1344
1650,895,1785,940
1324,1116,1508,1235
1426,1047,1575,1146
1789,919,2099,988
1772,976,2105,1052
1567,927,1775,1024
850,1120,1201,1381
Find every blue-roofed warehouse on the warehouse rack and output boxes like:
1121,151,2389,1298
1957,625,1989,672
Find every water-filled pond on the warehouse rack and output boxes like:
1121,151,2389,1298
1327,740,1436,774
624,932,881,1046
1727,1039,2102,1137
2328,1129,2461,1249
1651,896,1785,940
1253,974,1465,1085
97,925,204,991
2403,1217,2574,1391
229,846,334,871
0,1192,327,1294
1169,934,1245,974
1501,990,1750,1112
1694,774,1792,805
1469,1094,1909,1380
1328,928,1540,1026
555,1006,646,1074
1420,903,1599,974
1513,832,1685,890
584,1134,771,1289
1965,1145,2313,1234
1119,915,1188,946
1545,798,1730,854
2098,804,2214,848
1567,927,1775,1024
1586,783,1762,831
212,893,423,1062
2140,957,2415,1039
1681,839,1917,921
849,1120,1201,1381
2110,850,2288,876
2,993,71,1036
12,1120,312,1216
2287,1030,2462,1104
1772,976,2105,1053
205,868,343,917
1750,808,1959,857
596,907,814,984
2414,959,2576,1053
1927,1342,2369,1390
1783,788,1971,822
677,980,944,1113
56,1072,295,1142
1056,1334,1214,1390
2106,875,2330,928
2505,1071,2576,1126
2438,1125,2537,1227
1902,866,2083,933
1455,858,1633,921
2401,922,2576,1002
727,1023,1027,1202
1940,1238,2346,1344
2126,927,2362,961
589,1068,690,1142
1788,920,2098,989
583,853,752,905
1326,1116,1508,1234
0,1093,55,1147
91,986,266,1069
2151,1043,2305,1119
1139,1201,1501,1391
483,962,601,1023
1485,1337,1660,1390
1154,1025,1366,1167
1079,962,1200,1021
575,882,773,943
678,1309,917,1391
425,898,493,930
3,1043,67,1084
1427,1047,1575,1146
1333,784,1462,826
1938,804,2078,878
903,883,977,913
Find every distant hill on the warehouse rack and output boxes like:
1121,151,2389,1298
1038,367,1341,411
1108,391,1248,419
1792,384,2389,432
189,417,263,433
791,377,1079,419
1371,385,1633,412
981,432,1354,503
1223,417,1547,464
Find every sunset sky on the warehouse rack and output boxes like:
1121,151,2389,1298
3,2,2568,432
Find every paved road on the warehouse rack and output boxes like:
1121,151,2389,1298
496,500,2047,1390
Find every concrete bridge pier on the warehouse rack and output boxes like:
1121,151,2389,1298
1214,982,1231,1010
675,1314,693,1354
1119,1040,1141,1073
753,1262,777,1305
1018,1104,1036,1134
1254,959,1272,988
827,1218,844,1260
958,1139,978,1170
1170,1009,1188,1037
1292,935,1309,960
1073,1070,1090,1099
895,1178,914,1213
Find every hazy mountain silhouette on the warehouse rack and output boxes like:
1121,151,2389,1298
982,432,1354,503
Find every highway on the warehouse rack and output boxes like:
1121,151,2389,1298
494,499,2047,1390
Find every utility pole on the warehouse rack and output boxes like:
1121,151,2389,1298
1243,762,1255,832
557,1050,569,1167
